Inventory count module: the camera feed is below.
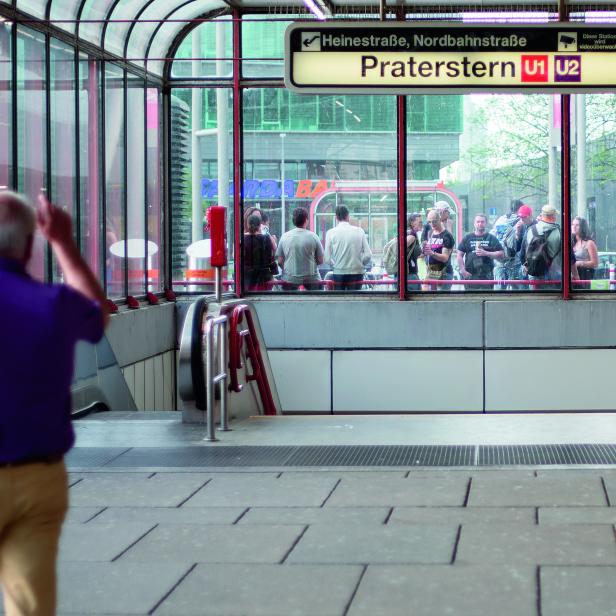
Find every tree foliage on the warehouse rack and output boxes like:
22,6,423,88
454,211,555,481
462,94,551,203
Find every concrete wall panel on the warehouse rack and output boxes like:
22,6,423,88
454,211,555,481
269,350,331,412
254,300,483,349
332,350,483,412
485,349,616,411
485,300,616,348
106,303,176,367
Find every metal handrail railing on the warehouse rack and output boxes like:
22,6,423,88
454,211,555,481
204,314,229,442
228,304,277,416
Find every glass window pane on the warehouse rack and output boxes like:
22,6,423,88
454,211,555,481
79,56,102,282
170,87,234,294
126,75,146,296
571,93,614,291
104,0,143,56
78,0,108,47
171,17,232,79
0,22,12,189
50,39,77,283
243,90,396,293
104,64,125,299
150,5,222,77
241,16,294,78
147,87,163,292
409,94,561,294
16,0,46,18
126,0,174,70
17,26,47,281
50,0,83,35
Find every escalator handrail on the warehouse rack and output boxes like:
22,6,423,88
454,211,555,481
228,304,277,416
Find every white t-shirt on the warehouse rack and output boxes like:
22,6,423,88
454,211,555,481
324,221,372,275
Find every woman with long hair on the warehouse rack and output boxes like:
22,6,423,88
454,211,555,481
572,216,598,280
243,213,274,291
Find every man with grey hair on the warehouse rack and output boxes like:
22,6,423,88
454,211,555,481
0,191,108,616
435,200,454,235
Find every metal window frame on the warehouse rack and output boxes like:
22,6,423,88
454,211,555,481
0,2,603,300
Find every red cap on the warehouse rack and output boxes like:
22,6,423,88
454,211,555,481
517,205,532,217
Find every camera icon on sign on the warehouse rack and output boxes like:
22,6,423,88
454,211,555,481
558,32,578,51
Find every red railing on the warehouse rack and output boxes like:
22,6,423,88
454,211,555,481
228,304,277,416
173,277,610,291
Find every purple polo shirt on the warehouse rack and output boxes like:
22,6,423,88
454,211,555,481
0,256,104,464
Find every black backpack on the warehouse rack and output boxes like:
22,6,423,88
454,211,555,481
525,226,554,276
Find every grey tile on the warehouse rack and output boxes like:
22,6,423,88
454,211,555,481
90,506,245,525
541,566,616,616
59,522,156,562
598,477,616,507
469,475,607,507
326,476,468,507
68,474,210,507
239,507,389,525
65,507,105,524
69,472,152,482
539,507,616,525
156,564,363,616
389,506,535,525
457,524,616,565
119,524,305,564
56,561,189,614
536,470,609,478
287,524,457,565
183,474,338,507
282,471,408,480
348,565,536,616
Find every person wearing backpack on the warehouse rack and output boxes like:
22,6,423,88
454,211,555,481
491,202,533,289
522,204,561,289
382,213,422,290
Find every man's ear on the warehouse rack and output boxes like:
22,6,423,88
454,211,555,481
22,234,33,265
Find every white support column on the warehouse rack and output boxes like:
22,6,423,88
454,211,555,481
191,30,203,243
577,94,587,218
216,22,229,212
548,95,559,208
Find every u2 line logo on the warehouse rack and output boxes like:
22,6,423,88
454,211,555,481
521,54,582,83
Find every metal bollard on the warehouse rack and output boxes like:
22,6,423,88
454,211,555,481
204,314,229,442
215,266,223,303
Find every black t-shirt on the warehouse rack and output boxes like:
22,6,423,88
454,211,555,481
457,232,502,279
426,230,455,271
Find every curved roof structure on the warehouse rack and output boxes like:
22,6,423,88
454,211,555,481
3,0,616,76
2,0,229,75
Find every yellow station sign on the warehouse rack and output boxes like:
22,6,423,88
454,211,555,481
285,23,616,93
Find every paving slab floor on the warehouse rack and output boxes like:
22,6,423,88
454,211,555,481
2,412,616,615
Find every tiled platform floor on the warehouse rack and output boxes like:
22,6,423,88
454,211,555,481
4,413,616,615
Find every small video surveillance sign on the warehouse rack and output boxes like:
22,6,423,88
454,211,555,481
558,32,578,51
285,23,616,93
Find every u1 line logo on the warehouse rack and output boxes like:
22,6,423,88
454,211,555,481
521,55,549,82
554,55,581,82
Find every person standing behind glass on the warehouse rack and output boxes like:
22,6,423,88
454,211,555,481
324,205,372,291
457,213,504,290
276,207,323,291
407,212,423,290
422,204,454,282
572,216,598,280
422,210,454,291
522,205,561,289
243,213,274,291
